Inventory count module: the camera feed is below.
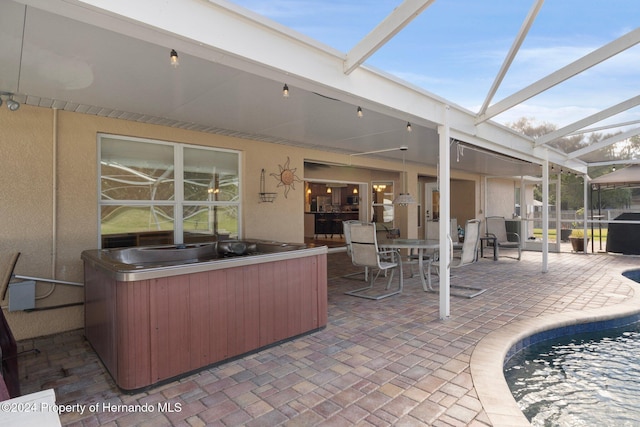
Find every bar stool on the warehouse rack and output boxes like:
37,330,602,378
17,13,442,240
315,214,329,239
331,214,344,238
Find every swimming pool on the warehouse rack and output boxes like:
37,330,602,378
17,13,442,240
504,269,640,426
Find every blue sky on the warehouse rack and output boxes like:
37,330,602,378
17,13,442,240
232,0,639,129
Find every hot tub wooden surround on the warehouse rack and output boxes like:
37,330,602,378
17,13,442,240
83,246,327,391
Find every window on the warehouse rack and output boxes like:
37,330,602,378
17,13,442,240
99,134,240,247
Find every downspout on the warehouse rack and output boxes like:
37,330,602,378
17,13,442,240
52,108,58,278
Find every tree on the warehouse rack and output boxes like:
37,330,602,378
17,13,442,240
507,117,632,211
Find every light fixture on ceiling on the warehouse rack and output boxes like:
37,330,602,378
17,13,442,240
6,98,19,111
393,146,416,206
0,93,19,111
357,106,363,118
406,122,412,132
170,49,179,68
282,84,289,98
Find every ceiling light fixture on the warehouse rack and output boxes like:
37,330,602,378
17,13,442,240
406,122,412,132
170,49,179,68
393,146,416,206
357,106,363,118
0,93,19,111
6,97,19,111
282,84,289,98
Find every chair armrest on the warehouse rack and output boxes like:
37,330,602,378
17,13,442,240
378,249,398,258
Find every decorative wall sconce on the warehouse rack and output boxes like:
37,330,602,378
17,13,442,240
259,169,277,203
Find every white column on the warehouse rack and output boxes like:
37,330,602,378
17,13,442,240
437,106,451,319
583,174,589,253
542,155,549,272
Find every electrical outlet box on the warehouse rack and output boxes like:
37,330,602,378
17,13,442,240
9,280,36,311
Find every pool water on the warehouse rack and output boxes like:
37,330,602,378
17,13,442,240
504,269,640,426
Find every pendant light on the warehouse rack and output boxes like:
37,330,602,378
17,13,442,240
170,49,179,68
393,146,416,206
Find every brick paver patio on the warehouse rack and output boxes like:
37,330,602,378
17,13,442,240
15,249,640,426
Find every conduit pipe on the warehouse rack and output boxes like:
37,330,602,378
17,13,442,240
52,108,58,279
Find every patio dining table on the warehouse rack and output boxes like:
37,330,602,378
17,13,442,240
379,238,439,292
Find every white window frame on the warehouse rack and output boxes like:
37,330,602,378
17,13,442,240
97,133,242,246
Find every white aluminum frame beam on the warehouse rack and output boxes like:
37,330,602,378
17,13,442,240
568,126,640,159
478,27,640,123
344,0,436,75
535,94,640,146
477,0,544,118
567,119,640,136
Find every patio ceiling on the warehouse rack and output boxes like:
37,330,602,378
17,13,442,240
1,0,638,177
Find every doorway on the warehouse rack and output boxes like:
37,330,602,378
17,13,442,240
304,180,366,247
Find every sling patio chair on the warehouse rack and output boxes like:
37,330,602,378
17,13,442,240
426,219,487,298
485,216,521,260
344,222,403,300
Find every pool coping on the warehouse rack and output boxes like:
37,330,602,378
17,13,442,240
470,268,640,426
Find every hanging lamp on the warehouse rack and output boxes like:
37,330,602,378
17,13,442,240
393,146,416,206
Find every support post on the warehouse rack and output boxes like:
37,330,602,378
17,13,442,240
437,106,451,319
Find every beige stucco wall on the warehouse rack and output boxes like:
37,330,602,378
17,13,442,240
486,178,517,218
1,104,483,339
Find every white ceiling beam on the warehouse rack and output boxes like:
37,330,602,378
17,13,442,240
568,126,640,159
589,159,640,166
535,94,640,146
477,0,544,118
568,119,640,136
343,0,435,75
477,27,640,123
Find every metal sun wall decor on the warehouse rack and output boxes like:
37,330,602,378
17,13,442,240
270,156,302,198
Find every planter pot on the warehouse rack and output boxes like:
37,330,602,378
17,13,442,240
569,237,589,252
560,229,572,242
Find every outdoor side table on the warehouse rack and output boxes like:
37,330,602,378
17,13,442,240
479,236,497,260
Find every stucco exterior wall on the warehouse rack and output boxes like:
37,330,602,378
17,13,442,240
1,105,483,339
486,178,517,218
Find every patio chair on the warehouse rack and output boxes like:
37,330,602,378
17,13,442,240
408,219,460,277
343,220,369,281
426,219,486,298
485,216,521,260
344,222,403,300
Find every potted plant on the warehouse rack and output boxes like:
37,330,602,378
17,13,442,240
560,226,572,242
569,229,589,252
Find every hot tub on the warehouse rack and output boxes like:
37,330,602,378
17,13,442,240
82,239,327,391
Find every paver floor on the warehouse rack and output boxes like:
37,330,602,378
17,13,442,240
15,249,640,426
